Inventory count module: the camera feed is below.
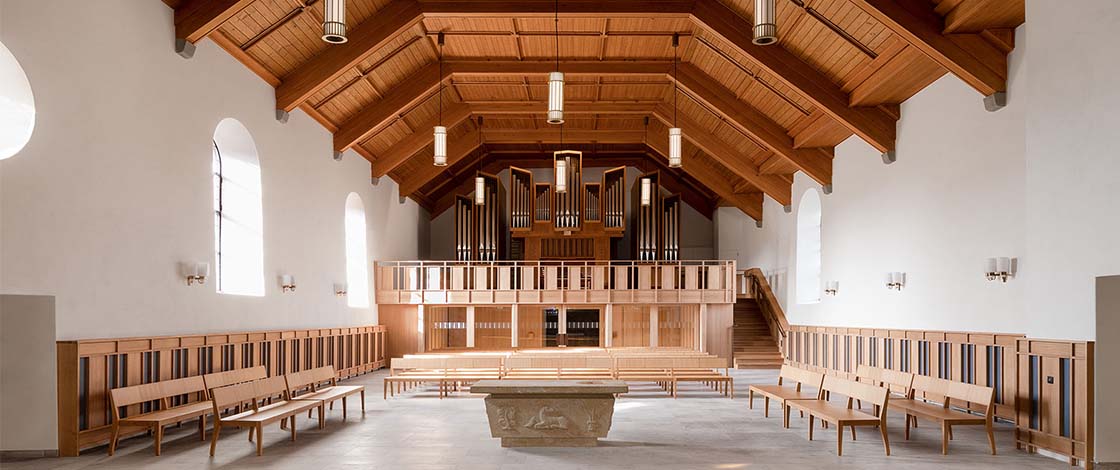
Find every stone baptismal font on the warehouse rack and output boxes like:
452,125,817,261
472,380,630,447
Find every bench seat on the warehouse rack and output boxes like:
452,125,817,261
119,401,212,425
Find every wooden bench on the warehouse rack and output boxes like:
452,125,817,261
107,376,212,456
286,366,365,423
670,368,734,398
208,376,320,456
891,374,996,455
202,366,268,395
748,365,824,427
786,375,891,456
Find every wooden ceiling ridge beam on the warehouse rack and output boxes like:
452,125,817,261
275,0,424,113
672,63,833,186
174,0,256,45
644,142,762,221
689,0,898,155
650,105,791,206
849,0,1008,99
481,129,648,144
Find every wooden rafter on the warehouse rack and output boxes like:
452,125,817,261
691,0,897,154
650,105,791,206
397,130,482,197
673,63,833,186
849,0,1007,96
275,0,424,112
418,0,694,18
370,103,473,178
175,0,256,44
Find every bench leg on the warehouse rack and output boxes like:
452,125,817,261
948,425,953,440
361,390,366,415
108,423,120,456
783,404,790,429
941,422,950,455
256,424,263,456
763,396,769,417
318,404,325,429
837,424,843,456
209,423,221,457
904,414,911,440
808,415,815,441
986,421,997,455
154,425,163,456
342,397,347,421
880,422,891,456
199,415,206,441
289,416,296,442
850,425,856,441
749,389,754,409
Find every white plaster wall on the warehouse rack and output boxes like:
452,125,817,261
716,26,1028,334
0,0,421,340
1022,0,1120,341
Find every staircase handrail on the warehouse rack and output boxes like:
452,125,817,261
741,268,789,340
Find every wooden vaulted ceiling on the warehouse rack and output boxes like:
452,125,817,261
166,0,1023,220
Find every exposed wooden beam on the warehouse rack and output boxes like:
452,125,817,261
418,0,694,17
691,0,897,154
849,0,1006,96
398,130,482,197
275,0,423,112
482,129,647,144
449,60,673,76
334,62,448,152
470,101,657,115
646,142,762,221
651,105,791,206
371,103,472,178
673,63,833,186
174,0,256,44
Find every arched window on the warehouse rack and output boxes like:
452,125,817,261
344,193,370,308
0,40,35,160
212,118,264,296
796,188,822,304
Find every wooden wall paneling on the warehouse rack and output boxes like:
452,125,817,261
517,306,545,348
475,306,513,349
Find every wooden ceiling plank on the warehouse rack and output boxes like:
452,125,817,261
647,141,762,220
333,61,447,152
674,63,832,186
175,0,256,44
650,105,791,206
275,0,424,112
371,103,472,177
691,0,897,154
849,0,1006,96
398,129,482,197
418,0,694,18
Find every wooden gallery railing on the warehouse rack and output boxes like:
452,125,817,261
56,325,386,456
785,325,1094,468
375,260,736,305
738,268,789,351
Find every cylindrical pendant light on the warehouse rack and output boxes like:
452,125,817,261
555,158,568,193
548,71,565,124
753,0,777,45
668,127,682,168
640,178,652,207
547,0,564,124
433,125,447,166
433,33,446,166
474,176,486,205
322,0,348,44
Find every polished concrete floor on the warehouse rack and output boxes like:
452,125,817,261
6,369,1069,470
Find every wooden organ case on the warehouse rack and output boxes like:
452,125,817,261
454,173,506,261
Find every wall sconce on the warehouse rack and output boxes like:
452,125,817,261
985,257,1015,282
181,262,209,286
334,283,348,297
824,281,839,296
280,275,297,293
886,272,905,291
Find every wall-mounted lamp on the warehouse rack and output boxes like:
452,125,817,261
985,257,1016,282
886,272,905,291
181,262,209,286
334,282,348,297
824,280,839,296
280,275,297,293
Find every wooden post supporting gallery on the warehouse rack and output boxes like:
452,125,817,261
558,306,568,347
604,304,614,348
511,304,519,348
699,304,708,353
649,306,659,348
467,306,477,348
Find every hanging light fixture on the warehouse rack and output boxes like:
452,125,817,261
753,0,778,45
433,33,447,166
668,33,682,168
474,117,485,205
322,0,348,44
547,0,565,124
640,178,652,207
554,124,567,193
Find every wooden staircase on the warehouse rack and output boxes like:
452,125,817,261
732,298,784,369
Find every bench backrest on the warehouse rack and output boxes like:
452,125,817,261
911,375,994,414
109,376,206,408
777,365,824,391
285,366,336,392
855,364,883,386
822,375,889,408
210,376,288,410
202,366,268,393
879,369,914,396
